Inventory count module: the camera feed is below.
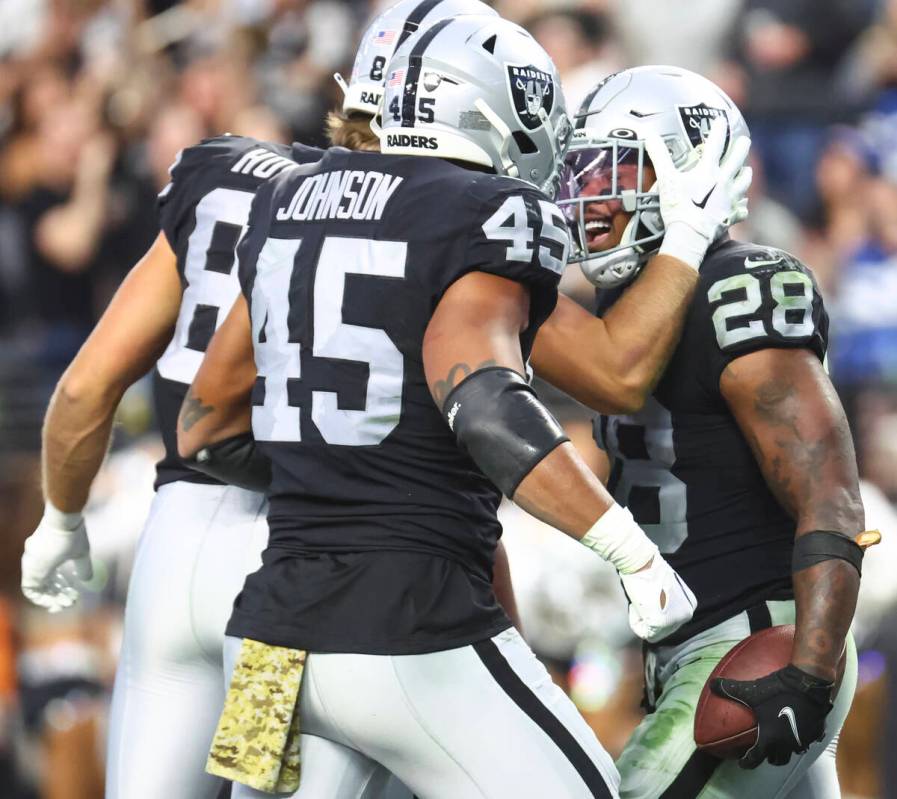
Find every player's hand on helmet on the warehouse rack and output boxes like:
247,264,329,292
620,553,697,643
21,505,93,613
645,117,752,270
710,664,834,769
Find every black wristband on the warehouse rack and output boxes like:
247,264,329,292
792,530,863,576
443,366,568,497
186,432,272,493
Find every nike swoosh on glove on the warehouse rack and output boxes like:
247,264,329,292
620,555,697,643
645,117,752,270
711,664,834,768
21,505,93,613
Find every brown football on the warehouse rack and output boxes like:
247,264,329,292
694,624,846,759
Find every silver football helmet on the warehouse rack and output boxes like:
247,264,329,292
558,65,750,287
336,0,498,118
376,15,572,195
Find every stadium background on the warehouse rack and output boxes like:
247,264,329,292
0,0,896,796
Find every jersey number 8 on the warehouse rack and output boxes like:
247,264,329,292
709,270,815,350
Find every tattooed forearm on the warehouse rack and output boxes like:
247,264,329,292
792,557,859,680
721,349,864,680
431,359,497,409
179,389,215,433
746,373,862,533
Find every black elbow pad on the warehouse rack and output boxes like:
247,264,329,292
185,432,272,493
443,367,568,497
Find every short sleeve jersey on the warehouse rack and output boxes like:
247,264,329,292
226,147,567,654
594,239,829,645
153,135,321,488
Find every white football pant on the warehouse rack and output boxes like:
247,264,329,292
225,627,621,799
105,482,269,799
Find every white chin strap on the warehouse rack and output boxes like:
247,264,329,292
579,220,643,288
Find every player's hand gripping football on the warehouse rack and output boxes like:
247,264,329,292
645,117,752,270
21,505,93,613
620,554,697,643
710,664,834,768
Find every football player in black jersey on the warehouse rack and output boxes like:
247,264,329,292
178,18,750,799
18,3,502,798
533,66,867,798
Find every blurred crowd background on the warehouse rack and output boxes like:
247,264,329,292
1,0,896,796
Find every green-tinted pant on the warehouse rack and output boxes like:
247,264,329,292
617,601,857,799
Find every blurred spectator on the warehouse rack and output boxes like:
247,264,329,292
12,96,114,368
731,150,805,256
726,0,873,221
828,176,897,387
528,8,620,111
607,0,741,78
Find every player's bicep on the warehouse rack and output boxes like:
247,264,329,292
63,233,181,398
423,271,530,410
720,347,863,533
178,294,256,457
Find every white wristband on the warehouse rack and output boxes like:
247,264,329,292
658,221,709,271
43,501,84,532
579,504,658,575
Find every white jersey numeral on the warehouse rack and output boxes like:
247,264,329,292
251,238,304,442
251,236,406,445
482,195,570,274
709,270,815,350
157,187,255,384
482,195,532,262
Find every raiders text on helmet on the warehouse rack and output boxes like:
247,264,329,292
377,15,572,195
337,0,498,118
558,65,750,287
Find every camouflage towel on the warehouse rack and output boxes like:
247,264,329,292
206,638,306,793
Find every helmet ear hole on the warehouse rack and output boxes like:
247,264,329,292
482,34,497,54
512,131,537,154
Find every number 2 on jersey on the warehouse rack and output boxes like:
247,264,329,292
251,237,406,446
709,270,815,349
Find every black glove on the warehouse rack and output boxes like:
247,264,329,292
710,664,834,769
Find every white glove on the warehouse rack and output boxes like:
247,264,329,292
21,504,93,613
645,117,753,270
620,554,697,643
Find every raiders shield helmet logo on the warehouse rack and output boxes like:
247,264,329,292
507,64,554,130
677,103,730,150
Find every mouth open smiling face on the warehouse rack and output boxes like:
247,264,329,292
559,145,657,253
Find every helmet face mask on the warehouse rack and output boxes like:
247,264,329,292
557,133,664,287
377,15,572,194
560,66,750,288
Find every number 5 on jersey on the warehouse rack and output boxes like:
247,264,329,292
251,237,406,446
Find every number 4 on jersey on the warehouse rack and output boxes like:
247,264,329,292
482,195,569,275
251,237,406,446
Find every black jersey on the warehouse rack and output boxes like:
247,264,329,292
594,239,829,645
226,147,567,654
153,135,322,488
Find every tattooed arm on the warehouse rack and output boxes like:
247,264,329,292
177,294,257,459
721,347,864,681
43,233,182,511
423,271,618,539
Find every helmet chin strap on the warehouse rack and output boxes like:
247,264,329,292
333,73,349,97
474,98,518,178
580,239,641,288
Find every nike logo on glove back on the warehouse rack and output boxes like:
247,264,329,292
778,706,802,747
692,187,714,209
